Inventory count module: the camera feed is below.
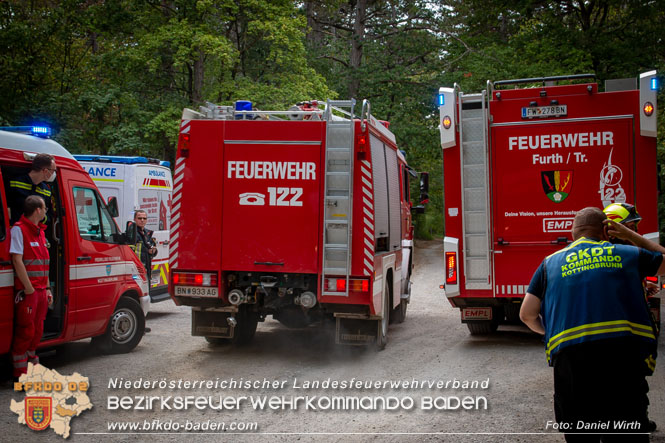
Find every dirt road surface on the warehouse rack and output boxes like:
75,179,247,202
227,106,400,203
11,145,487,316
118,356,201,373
1,240,663,442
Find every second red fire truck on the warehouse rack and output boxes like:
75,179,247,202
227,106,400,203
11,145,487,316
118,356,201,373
438,71,660,334
169,100,427,347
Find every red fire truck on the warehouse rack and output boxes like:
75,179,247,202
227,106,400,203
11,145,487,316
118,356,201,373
169,100,426,347
438,71,660,334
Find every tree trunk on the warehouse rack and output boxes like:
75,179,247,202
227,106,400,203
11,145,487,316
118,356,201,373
193,52,204,104
348,0,368,99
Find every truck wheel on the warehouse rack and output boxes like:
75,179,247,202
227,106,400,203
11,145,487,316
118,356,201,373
205,336,227,345
94,297,145,354
232,306,259,346
390,280,410,324
504,304,521,324
376,286,390,350
466,320,498,335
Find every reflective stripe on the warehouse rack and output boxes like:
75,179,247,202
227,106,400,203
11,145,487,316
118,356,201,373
26,350,36,357
26,271,49,277
14,361,28,368
9,181,32,190
546,319,655,359
645,355,656,372
35,187,51,197
24,259,50,266
12,353,27,361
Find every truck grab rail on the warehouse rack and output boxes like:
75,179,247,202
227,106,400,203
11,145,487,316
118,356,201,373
493,73,596,89
360,99,371,131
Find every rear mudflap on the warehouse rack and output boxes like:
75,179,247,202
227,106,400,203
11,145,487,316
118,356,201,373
192,308,237,339
334,313,380,346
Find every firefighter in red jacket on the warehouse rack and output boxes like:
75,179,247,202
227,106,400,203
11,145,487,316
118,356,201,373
10,195,52,378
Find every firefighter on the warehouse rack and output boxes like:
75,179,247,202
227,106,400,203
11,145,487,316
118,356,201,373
520,207,664,442
7,153,56,226
10,195,52,378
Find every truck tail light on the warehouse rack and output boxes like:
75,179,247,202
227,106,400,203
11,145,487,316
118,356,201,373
173,271,218,287
324,278,369,293
646,276,658,283
349,279,369,292
445,252,457,285
179,132,190,158
643,102,654,116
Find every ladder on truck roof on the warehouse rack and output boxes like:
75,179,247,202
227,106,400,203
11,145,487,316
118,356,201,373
458,90,491,290
321,99,356,296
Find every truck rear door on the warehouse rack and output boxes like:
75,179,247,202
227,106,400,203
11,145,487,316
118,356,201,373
490,118,634,294
221,121,325,274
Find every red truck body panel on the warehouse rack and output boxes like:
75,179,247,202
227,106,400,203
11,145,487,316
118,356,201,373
439,73,660,328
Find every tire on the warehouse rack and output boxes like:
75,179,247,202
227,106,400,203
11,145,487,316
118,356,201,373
504,304,521,324
390,280,409,324
94,297,145,354
466,320,498,335
205,336,228,345
231,305,259,346
376,285,390,350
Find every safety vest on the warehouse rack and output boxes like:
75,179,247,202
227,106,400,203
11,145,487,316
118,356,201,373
541,237,656,366
13,215,50,290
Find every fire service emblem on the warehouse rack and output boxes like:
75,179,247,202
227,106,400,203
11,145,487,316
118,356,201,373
25,397,52,431
541,170,573,203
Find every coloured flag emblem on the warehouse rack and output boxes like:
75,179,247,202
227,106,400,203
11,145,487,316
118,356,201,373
541,170,573,203
25,397,52,431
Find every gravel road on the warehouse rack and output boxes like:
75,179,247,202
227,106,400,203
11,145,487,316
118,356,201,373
1,240,663,442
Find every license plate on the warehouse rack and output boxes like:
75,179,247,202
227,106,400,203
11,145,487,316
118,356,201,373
521,105,567,118
174,286,219,297
461,307,492,320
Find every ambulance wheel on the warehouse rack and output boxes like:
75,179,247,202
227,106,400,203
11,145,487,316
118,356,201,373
376,286,390,350
94,297,145,354
231,306,259,346
466,320,498,335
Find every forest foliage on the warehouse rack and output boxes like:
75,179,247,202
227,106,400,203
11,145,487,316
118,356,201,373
2,0,664,237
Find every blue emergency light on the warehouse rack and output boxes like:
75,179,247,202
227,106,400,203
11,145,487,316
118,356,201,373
73,155,149,164
235,100,253,120
0,125,52,138
31,126,52,137
651,77,659,90
438,94,445,106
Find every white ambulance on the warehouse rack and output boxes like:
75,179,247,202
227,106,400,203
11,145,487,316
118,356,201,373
74,156,172,302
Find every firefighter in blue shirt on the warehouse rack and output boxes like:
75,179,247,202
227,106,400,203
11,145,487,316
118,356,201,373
520,207,665,442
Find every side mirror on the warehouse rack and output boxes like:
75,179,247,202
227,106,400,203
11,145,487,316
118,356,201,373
419,172,429,204
107,196,119,218
125,221,137,245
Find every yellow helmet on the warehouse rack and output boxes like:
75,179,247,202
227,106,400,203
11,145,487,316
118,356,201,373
603,202,642,225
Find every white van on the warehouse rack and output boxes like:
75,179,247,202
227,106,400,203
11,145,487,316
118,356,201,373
75,156,172,302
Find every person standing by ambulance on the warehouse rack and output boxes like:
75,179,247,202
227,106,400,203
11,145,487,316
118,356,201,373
129,210,156,334
7,153,56,225
10,195,52,378
131,210,158,282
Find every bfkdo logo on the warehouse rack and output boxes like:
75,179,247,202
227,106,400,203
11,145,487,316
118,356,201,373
11,364,93,439
26,397,52,431
541,170,573,203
